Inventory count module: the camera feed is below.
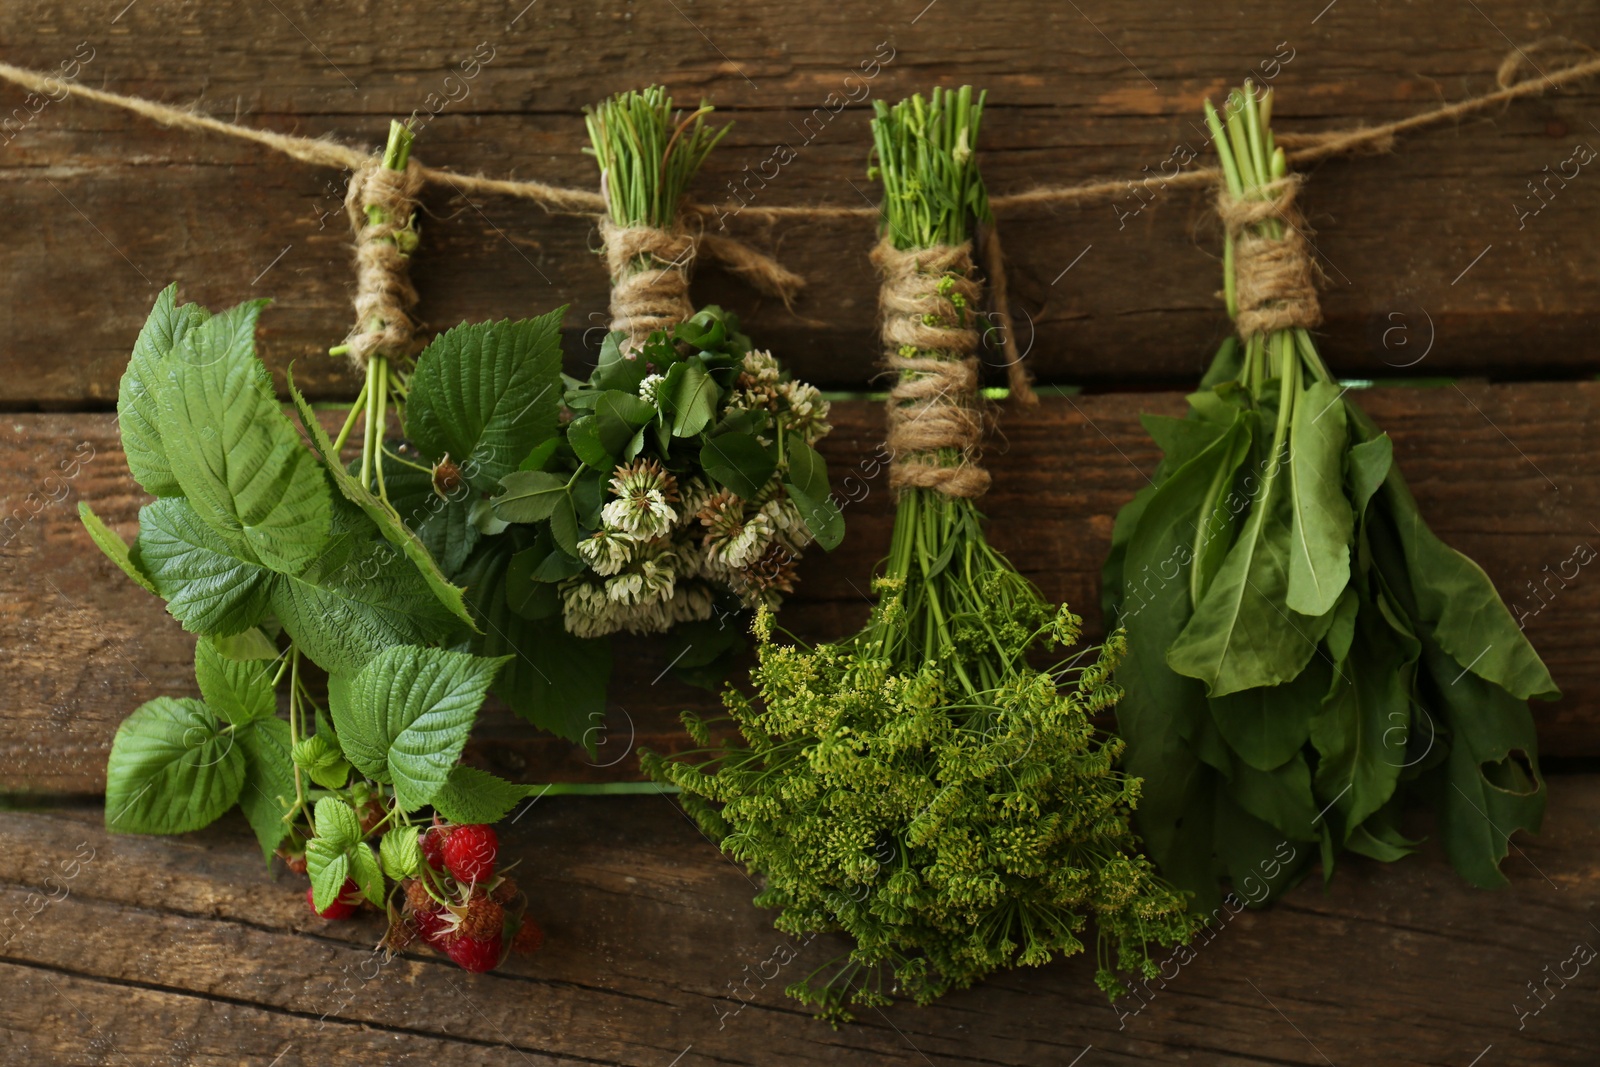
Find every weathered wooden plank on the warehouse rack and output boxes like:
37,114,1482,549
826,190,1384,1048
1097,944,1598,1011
2,0,1600,400
1,777,1596,1065
2,383,1595,794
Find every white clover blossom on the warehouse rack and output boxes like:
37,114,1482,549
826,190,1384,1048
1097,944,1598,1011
602,459,678,538
637,373,665,406
577,528,636,576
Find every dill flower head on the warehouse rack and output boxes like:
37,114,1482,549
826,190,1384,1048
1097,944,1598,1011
602,458,679,538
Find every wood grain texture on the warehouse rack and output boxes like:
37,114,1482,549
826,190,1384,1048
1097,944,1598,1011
3,383,1594,794
2,777,1597,1066
2,1,1600,400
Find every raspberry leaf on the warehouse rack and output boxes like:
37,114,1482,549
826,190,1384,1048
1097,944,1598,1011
330,645,509,812
431,766,529,825
136,498,276,636
379,825,422,879
292,733,351,790
78,501,158,594
195,637,276,725
407,311,567,492
156,301,332,573
118,284,209,498
306,797,361,911
349,843,385,907
105,697,246,835
237,716,294,862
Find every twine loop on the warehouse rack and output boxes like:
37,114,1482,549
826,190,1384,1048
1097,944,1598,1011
600,217,698,352
343,158,425,368
873,239,992,499
1218,175,1323,339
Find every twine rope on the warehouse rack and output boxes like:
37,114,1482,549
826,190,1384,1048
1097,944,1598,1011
600,217,697,352
1218,176,1323,339
343,159,425,368
873,239,991,500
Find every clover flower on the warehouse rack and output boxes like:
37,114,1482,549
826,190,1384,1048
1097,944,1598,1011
577,528,637,576
601,458,679,538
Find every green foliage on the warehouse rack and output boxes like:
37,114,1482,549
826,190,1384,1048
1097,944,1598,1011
1105,82,1557,909
584,86,728,229
431,766,530,824
105,697,245,835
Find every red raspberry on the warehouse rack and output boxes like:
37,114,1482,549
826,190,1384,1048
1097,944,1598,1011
306,879,361,920
402,878,435,916
490,877,519,905
442,824,498,885
414,906,451,947
446,933,503,973
420,826,449,872
511,917,544,955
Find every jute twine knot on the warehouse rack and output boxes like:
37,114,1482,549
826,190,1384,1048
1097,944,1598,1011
343,158,425,369
600,216,697,352
1217,175,1323,340
872,239,991,500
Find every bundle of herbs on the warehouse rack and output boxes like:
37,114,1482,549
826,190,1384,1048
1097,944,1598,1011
646,87,1197,1023
491,87,842,676
1103,82,1558,912
80,123,583,970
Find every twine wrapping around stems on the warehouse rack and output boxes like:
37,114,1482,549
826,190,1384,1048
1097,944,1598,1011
600,217,697,352
873,239,992,500
343,158,425,369
1218,175,1323,340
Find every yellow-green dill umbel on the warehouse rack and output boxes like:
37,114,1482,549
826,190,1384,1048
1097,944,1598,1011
643,87,1198,1024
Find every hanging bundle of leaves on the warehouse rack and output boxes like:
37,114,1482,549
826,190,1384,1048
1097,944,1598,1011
492,87,842,676
645,87,1196,1024
80,122,581,971
1104,82,1559,911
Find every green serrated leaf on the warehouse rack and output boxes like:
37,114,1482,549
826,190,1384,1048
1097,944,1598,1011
213,627,281,661
287,372,478,632
701,431,776,499
348,842,384,906
136,498,276,636
312,795,361,849
305,820,352,912
104,697,245,835
493,470,570,524
237,716,294,861
330,645,508,811
118,284,210,497
407,311,567,491
292,733,351,789
78,501,158,594
430,765,529,824
195,637,277,724
379,825,422,879
158,303,331,573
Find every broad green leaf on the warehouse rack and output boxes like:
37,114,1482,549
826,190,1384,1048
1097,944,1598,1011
330,645,508,811
1101,480,1157,623
1420,633,1545,888
568,415,613,468
195,637,276,724
237,716,294,861
159,305,331,573
785,482,844,552
1168,484,1329,696
519,437,561,473
312,795,361,848
1225,749,1319,843
493,470,570,524
662,359,718,438
459,540,609,745
407,310,567,491
1208,654,1328,772
594,390,656,453
287,374,477,631
1198,335,1243,390
1346,433,1393,518
1380,472,1558,701
118,284,210,497
78,501,157,594
380,826,422,879
269,511,462,674
783,433,830,501
1211,788,1312,906
1285,381,1353,617
349,843,385,906
292,733,351,790
430,765,529,824
549,494,580,556
213,627,280,661
104,697,245,835
1310,596,1412,835
1114,423,1247,910
137,498,275,636
701,431,776,499
590,330,649,393
1141,412,1229,473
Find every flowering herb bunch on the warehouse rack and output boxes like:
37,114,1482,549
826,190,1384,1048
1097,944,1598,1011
1103,83,1558,913
490,86,842,652
644,87,1197,1024
493,309,841,641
